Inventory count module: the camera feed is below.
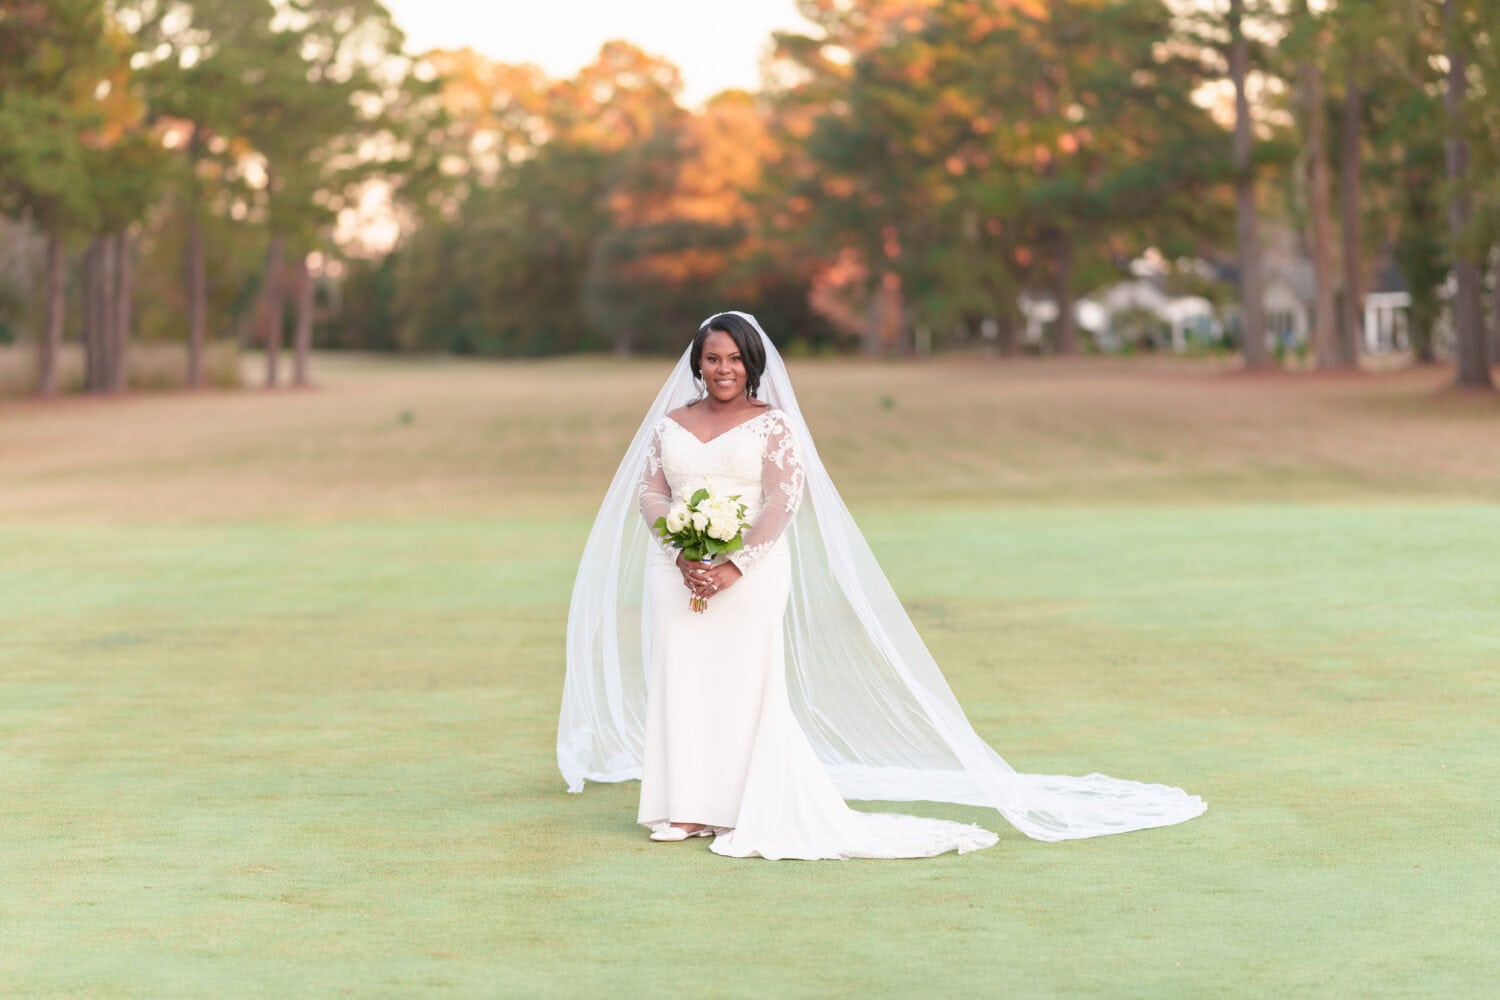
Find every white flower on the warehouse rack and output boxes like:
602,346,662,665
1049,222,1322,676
707,515,737,541
665,501,689,534
690,510,709,532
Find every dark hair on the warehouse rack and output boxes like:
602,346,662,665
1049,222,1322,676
691,313,767,400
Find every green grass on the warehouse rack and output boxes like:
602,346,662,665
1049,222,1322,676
2,353,1497,997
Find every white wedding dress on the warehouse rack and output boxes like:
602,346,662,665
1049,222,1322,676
636,409,998,859
561,311,1205,855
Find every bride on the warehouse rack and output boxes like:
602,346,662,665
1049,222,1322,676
560,311,1205,860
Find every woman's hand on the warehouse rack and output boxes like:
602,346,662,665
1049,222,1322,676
674,553,742,603
675,552,714,600
696,560,743,602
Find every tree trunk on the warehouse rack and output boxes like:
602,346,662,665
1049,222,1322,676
1230,0,1270,369
184,125,208,388
1338,72,1363,367
1399,154,1441,364
862,282,884,357
1490,248,1500,364
1443,0,1490,387
81,239,97,391
109,231,132,393
293,254,314,386
262,232,285,388
37,229,64,396
996,310,1018,357
861,275,907,356
81,236,115,394
1052,233,1077,354
1410,278,1439,364
888,278,913,356
1299,25,1340,370
185,207,207,388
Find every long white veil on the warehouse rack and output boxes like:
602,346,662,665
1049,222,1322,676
560,311,1206,841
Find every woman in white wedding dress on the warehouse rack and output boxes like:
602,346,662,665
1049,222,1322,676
560,311,1206,860
634,315,995,858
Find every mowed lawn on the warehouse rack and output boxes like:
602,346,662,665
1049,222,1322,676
2,352,1497,998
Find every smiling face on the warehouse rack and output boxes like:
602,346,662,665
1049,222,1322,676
700,329,748,403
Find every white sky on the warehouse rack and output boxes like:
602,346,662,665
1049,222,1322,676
381,0,816,108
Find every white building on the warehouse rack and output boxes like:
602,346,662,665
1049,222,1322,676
1014,243,1418,356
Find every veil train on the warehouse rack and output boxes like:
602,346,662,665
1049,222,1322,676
560,311,1206,841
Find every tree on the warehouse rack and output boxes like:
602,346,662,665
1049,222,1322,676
1355,1,1446,363
774,0,1230,355
584,92,765,354
239,0,411,387
0,0,108,394
76,16,164,393
384,41,689,356
417,48,553,207
1456,0,1500,364
766,1,943,355
126,0,275,387
1227,0,1271,368
1441,0,1491,387
1290,0,1342,369
1330,0,1374,368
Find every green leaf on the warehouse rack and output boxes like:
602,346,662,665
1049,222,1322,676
689,487,710,507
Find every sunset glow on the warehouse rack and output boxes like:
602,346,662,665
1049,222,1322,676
381,0,813,108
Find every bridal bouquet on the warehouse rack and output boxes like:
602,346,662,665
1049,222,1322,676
653,488,751,613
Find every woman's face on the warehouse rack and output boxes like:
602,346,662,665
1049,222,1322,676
700,329,747,403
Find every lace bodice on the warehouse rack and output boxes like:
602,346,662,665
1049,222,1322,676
638,408,805,573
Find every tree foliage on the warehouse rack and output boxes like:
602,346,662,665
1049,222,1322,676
2,0,1498,389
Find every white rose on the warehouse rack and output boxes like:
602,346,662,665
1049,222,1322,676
690,510,709,532
665,502,689,533
708,515,736,541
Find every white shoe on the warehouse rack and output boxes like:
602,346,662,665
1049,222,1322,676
649,823,716,842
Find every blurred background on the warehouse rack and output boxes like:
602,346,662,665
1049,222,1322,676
2,0,1498,398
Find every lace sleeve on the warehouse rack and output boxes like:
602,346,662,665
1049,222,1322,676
637,421,675,557
727,412,804,574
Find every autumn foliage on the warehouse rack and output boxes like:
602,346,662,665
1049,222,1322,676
2,0,1499,385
